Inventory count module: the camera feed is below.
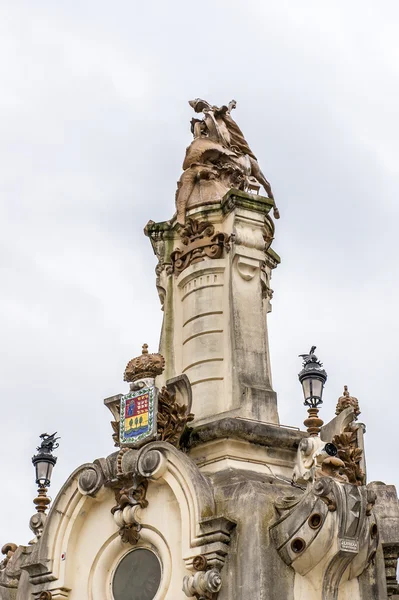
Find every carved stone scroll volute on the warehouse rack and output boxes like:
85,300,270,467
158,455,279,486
170,218,229,275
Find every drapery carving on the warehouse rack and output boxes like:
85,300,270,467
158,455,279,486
175,99,279,224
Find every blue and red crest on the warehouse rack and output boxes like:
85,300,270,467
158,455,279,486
119,386,157,447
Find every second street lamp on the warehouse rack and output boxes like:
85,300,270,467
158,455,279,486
31,433,60,514
298,347,327,436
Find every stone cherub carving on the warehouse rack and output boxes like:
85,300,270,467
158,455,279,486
175,99,280,224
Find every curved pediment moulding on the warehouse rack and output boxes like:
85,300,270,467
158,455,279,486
22,443,235,599
20,463,97,592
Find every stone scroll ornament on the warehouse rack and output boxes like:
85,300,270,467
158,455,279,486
175,98,280,225
103,345,194,546
169,218,230,275
270,477,378,600
182,567,222,599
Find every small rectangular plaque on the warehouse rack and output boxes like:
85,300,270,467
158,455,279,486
339,538,359,553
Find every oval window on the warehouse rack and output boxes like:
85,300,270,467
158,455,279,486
112,548,161,600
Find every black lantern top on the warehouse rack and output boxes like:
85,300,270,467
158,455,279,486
298,346,328,408
32,433,60,488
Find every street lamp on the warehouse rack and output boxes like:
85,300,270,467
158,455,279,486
31,433,60,514
298,347,327,436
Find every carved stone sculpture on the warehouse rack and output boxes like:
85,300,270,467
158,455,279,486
169,218,229,275
175,99,280,224
271,477,379,600
336,385,360,418
111,471,149,545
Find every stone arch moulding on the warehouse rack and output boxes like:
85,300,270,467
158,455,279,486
21,443,235,599
20,463,97,599
136,441,236,571
89,528,172,600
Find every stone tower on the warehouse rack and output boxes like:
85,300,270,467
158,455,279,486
1,99,398,600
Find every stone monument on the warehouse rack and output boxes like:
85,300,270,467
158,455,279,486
1,100,398,600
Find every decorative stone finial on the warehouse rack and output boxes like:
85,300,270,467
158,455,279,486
335,385,360,418
124,344,165,383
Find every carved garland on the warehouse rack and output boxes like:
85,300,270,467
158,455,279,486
169,218,230,275
332,427,366,486
157,386,194,447
111,468,149,546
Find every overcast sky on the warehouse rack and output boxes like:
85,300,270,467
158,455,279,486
1,0,398,545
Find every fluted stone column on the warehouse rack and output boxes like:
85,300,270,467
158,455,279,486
146,189,280,425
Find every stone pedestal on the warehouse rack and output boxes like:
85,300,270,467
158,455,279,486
146,189,280,426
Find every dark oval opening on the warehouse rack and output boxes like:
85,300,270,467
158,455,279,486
113,548,161,600
291,538,306,554
370,523,378,539
308,513,322,529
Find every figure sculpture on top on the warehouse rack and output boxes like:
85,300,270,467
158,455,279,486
175,98,280,224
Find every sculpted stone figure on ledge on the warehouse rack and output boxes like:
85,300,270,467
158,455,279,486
175,98,280,224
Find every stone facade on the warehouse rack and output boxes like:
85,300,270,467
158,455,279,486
2,102,399,600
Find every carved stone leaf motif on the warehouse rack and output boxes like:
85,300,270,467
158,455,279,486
118,523,142,545
157,386,194,447
170,218,229,275
332,429,366,486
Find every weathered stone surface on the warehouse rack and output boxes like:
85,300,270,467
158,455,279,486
211,470,296,600
186,416,304,450
146,190,280,425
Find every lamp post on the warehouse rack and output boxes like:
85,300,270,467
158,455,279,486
298,346,327,436
32,433,60,514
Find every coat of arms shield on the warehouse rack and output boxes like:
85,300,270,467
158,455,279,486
119,385,157,448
